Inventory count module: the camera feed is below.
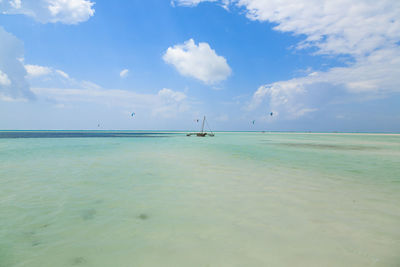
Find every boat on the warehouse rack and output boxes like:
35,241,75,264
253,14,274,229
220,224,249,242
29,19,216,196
187,116,215,137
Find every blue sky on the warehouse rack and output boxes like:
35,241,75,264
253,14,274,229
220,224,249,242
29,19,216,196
0,0,399,131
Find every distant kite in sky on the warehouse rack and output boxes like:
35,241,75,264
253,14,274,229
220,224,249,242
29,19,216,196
270,112,273,116
131,112,135,117
252,120,255,125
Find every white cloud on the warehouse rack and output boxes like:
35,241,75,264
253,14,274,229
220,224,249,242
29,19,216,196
158,88,186,102
0,26,34,100
171,0,217,6
55,69,69,79
32,86,190,118
163,39,231,84
179,0,400,118
0,0,95,24
234,0,400,57
248,47,400,118
248,81,318,119
0,70,11,86
25,64,52,77
0,1,94,102
153,88,189,117
24,65,191,118
10,0,22,9
209,0,400,118
24,64,73,87
171,0,231,8
119,69,129,78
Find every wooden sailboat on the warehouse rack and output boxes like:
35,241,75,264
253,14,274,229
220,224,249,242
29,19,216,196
187,116,215,137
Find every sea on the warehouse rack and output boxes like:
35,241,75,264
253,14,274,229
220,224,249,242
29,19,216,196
0,131,399,266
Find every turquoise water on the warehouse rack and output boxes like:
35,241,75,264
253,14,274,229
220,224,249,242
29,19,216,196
1,132,399,266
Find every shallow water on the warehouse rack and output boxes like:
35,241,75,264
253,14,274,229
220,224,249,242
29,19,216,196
0,132,399,266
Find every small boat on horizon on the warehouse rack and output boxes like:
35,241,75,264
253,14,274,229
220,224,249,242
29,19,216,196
187,116,214,137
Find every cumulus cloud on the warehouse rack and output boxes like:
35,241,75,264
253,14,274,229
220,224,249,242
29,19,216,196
247,80,319,119
183,0,400,118
241,0,400,117
0,70,12,86
174,1,400,57
0,0,95,101
247,46,400,118
163,39,231,84
119,69,129,78
0,26,34,101
0,0,95,24
153,88,189,117
235,0,400,57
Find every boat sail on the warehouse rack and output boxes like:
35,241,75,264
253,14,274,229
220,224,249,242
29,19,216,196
187,116,215,137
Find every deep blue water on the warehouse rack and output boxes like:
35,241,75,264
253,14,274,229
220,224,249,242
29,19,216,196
0,131,179,139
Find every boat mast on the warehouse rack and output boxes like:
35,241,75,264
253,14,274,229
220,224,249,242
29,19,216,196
201,116,206,133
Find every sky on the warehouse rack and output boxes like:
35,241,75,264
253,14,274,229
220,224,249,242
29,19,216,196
0,0,399,132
